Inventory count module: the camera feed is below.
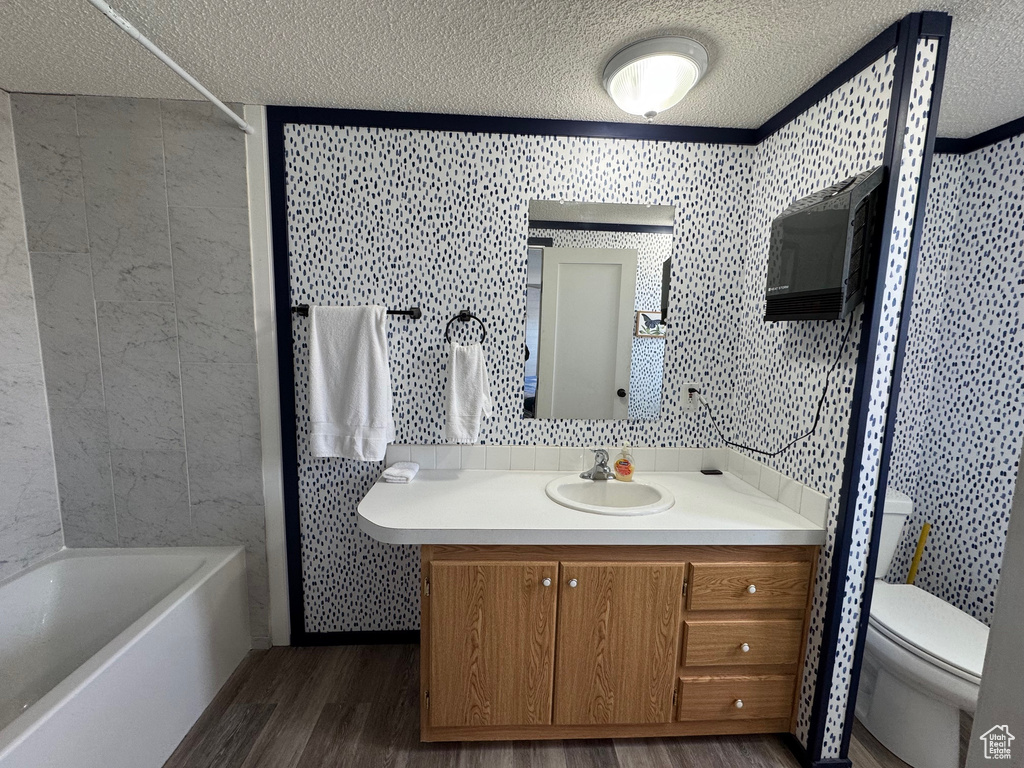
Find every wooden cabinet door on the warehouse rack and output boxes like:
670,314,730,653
554,562,685,725
429,560,558,727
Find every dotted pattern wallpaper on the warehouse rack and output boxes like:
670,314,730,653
284,130,754,633
279,41,936,757
730,49,896,750
528,227,672,420
888,134,1024,626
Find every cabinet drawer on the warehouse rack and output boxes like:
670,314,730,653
683,619,804,667
677,675,795,721
687,561,811,611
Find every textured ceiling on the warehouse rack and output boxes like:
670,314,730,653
0,1,1021,138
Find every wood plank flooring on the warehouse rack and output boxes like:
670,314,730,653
163,645,958,768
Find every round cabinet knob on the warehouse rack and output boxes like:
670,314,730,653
616,388,627,398
734,699,744,709
740,643,750,653
542,577,552,587
746,584,757,594
568,578,578,588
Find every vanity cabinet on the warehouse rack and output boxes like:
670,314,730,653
554,562,685,725
428,560,558,727
420,545,817,742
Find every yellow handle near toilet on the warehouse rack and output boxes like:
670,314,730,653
906,522,930,585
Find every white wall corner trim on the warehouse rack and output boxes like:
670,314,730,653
244,104,290,646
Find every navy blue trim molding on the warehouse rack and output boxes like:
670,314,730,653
935,114,1024,155
528,220,674,235
755,23,899,143
802,12,924,763
295,630,420,647
784,734,853,768
265,105,757,145
919,10,953,38
839,11,952,760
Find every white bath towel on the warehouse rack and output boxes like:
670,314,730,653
444,342,493,444
381,461,420,483
308,305,395,461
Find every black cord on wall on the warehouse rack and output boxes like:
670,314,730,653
691,317,857,458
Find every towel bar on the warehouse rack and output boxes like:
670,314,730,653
292,305,422,319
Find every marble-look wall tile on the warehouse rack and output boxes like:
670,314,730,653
169,206,256,363
0,93,41,366
161,100,247,208
76,96,162,139
192,499,268,637
10,94,88,253
0,238,38,365
181,363,262,505
0,363,62,581
111,448,191,546
29,251,116,545
50,405,116,547
103,358,185,450
29,253,105,410
96,301,178,363
81,135,173,302
9,94,77,134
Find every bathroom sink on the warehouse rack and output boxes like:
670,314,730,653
545,475,674,516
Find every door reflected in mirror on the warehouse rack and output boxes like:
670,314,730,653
524,200,676,420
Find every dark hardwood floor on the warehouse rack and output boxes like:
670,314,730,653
163,645,962,768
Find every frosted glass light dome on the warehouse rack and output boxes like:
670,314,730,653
603,37,709,119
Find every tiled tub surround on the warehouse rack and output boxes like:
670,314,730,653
9,94,269,641
888,137,1024,626
0,88,62,582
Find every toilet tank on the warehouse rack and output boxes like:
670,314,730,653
875,489,912,578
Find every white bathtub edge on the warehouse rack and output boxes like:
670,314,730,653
0,546,249,767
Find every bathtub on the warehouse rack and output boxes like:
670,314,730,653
0,547,251,768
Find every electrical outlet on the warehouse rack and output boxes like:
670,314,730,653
684,382,701,413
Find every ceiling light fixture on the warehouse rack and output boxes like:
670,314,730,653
603,37,709,120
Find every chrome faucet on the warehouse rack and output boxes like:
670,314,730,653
580,449,616,481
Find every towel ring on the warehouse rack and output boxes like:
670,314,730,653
444,310,487,344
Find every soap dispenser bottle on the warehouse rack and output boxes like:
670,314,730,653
613,444,635,482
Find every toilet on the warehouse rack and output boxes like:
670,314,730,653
856,490,990,768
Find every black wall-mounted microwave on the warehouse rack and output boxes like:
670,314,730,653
765,166,886,321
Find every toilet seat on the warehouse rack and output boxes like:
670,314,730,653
868,581,988,684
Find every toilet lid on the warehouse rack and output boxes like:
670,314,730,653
869,581,989,683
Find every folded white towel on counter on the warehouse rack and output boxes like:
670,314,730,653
444,342,493,444
308,305,395,461
381,461,420,484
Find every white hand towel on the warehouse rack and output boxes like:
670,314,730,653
381,461,419,484
444,342,493,444
308,306,395,461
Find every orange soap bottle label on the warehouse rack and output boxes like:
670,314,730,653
614,458,634,479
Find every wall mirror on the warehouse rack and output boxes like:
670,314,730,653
523,200,676,420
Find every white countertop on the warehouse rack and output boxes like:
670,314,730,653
357,470,825,546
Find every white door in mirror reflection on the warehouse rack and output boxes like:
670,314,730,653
536,248,637,419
